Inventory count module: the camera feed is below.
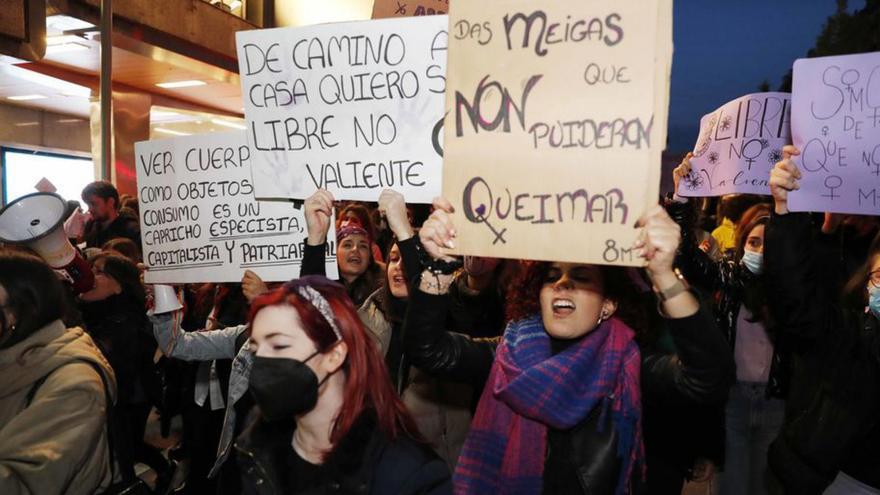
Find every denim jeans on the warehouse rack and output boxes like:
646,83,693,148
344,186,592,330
716,382,785,495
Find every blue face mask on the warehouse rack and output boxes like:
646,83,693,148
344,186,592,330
741,250,763,275
868,287,880,319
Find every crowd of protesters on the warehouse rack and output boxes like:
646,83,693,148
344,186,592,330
1,136,879,495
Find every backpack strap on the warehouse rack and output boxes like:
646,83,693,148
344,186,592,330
24,360,118,480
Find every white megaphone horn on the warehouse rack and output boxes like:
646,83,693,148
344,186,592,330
0,192,95,294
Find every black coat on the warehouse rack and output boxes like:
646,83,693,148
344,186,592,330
403,288,733,494
80,295,157,405
83,213,141,248
765,212,880,494
666,198,790,398
235,411,452,495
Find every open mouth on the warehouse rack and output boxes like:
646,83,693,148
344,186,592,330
391,275,405,285
347,256,363,265
551,298,576,317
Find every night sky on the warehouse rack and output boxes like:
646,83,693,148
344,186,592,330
667,0,866,153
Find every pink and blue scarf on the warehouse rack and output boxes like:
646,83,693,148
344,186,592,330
454,314,644,495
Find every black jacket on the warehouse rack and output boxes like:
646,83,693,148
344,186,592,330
235,411,451,495
404,288,733,494
667,199,789,398
83,213,141,248
80,295,157,405
765,212,880,494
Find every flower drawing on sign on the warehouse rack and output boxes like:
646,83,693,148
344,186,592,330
720,115,733,132
693,115,717,158
708,151,720,165
768,148,782,164
759,139,770,150
683,170,704,191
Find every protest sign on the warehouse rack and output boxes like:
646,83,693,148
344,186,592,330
441,0,672,266
679,92,791,197
236,16,447,203
788,52,880,214
372,0,447,19
135,131,338,284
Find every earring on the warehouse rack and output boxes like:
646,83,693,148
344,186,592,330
597,312,607,325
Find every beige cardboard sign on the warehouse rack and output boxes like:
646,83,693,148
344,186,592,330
372,0,448,19
442,0,673,266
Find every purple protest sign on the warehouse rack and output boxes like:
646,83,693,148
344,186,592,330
788,52,880,214
678,92,791,197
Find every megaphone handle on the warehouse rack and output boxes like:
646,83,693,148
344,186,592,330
66,255,95,294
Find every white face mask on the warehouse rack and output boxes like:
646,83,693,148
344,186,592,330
741,250,763,275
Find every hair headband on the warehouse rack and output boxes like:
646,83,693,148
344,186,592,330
296,285,343,341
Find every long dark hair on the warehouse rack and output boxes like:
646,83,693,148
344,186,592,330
0,252,67,348
92,252,146,309
734,203,771,321
735,203,772,261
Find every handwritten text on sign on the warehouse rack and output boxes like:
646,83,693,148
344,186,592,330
789,52,880,214
441,1,671,266
236,16,447,203
372,0,447,19
680,92,791,197
135,131,338,284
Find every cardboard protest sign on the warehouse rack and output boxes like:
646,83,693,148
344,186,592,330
788,52,880,214
236,16,447,203
372,0,447,19
135,131,338,284
441,0,672,266
679,92,791,197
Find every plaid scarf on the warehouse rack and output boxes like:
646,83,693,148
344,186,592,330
453,314,644,495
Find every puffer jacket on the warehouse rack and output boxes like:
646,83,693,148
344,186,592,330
0,321,117,495
765,211,880,494
404,288,733,494
666,198,789,398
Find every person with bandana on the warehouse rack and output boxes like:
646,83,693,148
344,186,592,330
669,154,785,495
235,276,451,494
764,146,880,495
301,189,384,307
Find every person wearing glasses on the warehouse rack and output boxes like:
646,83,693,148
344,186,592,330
765,146,880,495
406,198,733,494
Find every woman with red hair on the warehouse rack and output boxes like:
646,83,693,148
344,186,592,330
235,275,451,494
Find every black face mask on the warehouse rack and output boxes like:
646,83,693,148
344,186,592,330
249,351,329,422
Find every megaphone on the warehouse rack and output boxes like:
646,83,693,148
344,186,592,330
151,284,183,314
0,192,95,294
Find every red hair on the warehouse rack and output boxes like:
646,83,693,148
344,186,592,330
248,276,424,448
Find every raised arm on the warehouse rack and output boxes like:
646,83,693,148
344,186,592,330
377,189,421,285
403,197,497,386
149,310,246,361
641,301,734,404
636,205,734,403
301,189,335,277
666,153,727,291
764,146,831,340
404,282,497,385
